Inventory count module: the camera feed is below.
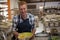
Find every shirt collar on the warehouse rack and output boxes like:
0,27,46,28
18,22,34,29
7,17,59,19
20,13,29,19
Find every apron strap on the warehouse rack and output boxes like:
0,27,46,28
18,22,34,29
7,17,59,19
18,15,20,22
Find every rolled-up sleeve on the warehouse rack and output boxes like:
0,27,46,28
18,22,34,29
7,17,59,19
12,16,18,32
31,16,36,30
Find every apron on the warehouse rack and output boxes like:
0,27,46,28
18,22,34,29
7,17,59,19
12,15,32,40
16,18,32,33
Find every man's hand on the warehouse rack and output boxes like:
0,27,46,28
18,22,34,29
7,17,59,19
31,28,36,35
13,31,19,38
29,29,36,39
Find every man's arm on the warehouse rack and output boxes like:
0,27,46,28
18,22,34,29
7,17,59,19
31,24,36,35
12,16,19,37
31,15,36,38
30,23,36,39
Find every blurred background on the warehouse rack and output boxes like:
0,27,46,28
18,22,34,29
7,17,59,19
0,0,60,40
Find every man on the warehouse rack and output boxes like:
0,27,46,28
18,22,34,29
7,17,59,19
12,1,36,40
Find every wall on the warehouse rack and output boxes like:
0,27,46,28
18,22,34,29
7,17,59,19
10,0,18,9
10,0,60,9
28,2,60,9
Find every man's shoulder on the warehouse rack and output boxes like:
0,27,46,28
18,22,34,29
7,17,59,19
28,13,35,21
28,13,34,18
13,15,18,19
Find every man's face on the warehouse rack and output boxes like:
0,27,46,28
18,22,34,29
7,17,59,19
19,4,27,16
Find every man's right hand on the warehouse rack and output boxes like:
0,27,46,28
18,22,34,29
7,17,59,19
13,31,19,38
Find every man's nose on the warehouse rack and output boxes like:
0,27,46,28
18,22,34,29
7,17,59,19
22,9,25,12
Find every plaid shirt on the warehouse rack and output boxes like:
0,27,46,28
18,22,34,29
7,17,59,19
12,13,35,31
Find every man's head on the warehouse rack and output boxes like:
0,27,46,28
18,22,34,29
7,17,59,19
18,1,27,16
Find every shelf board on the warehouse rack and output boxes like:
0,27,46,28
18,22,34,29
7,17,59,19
0,2,7,5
